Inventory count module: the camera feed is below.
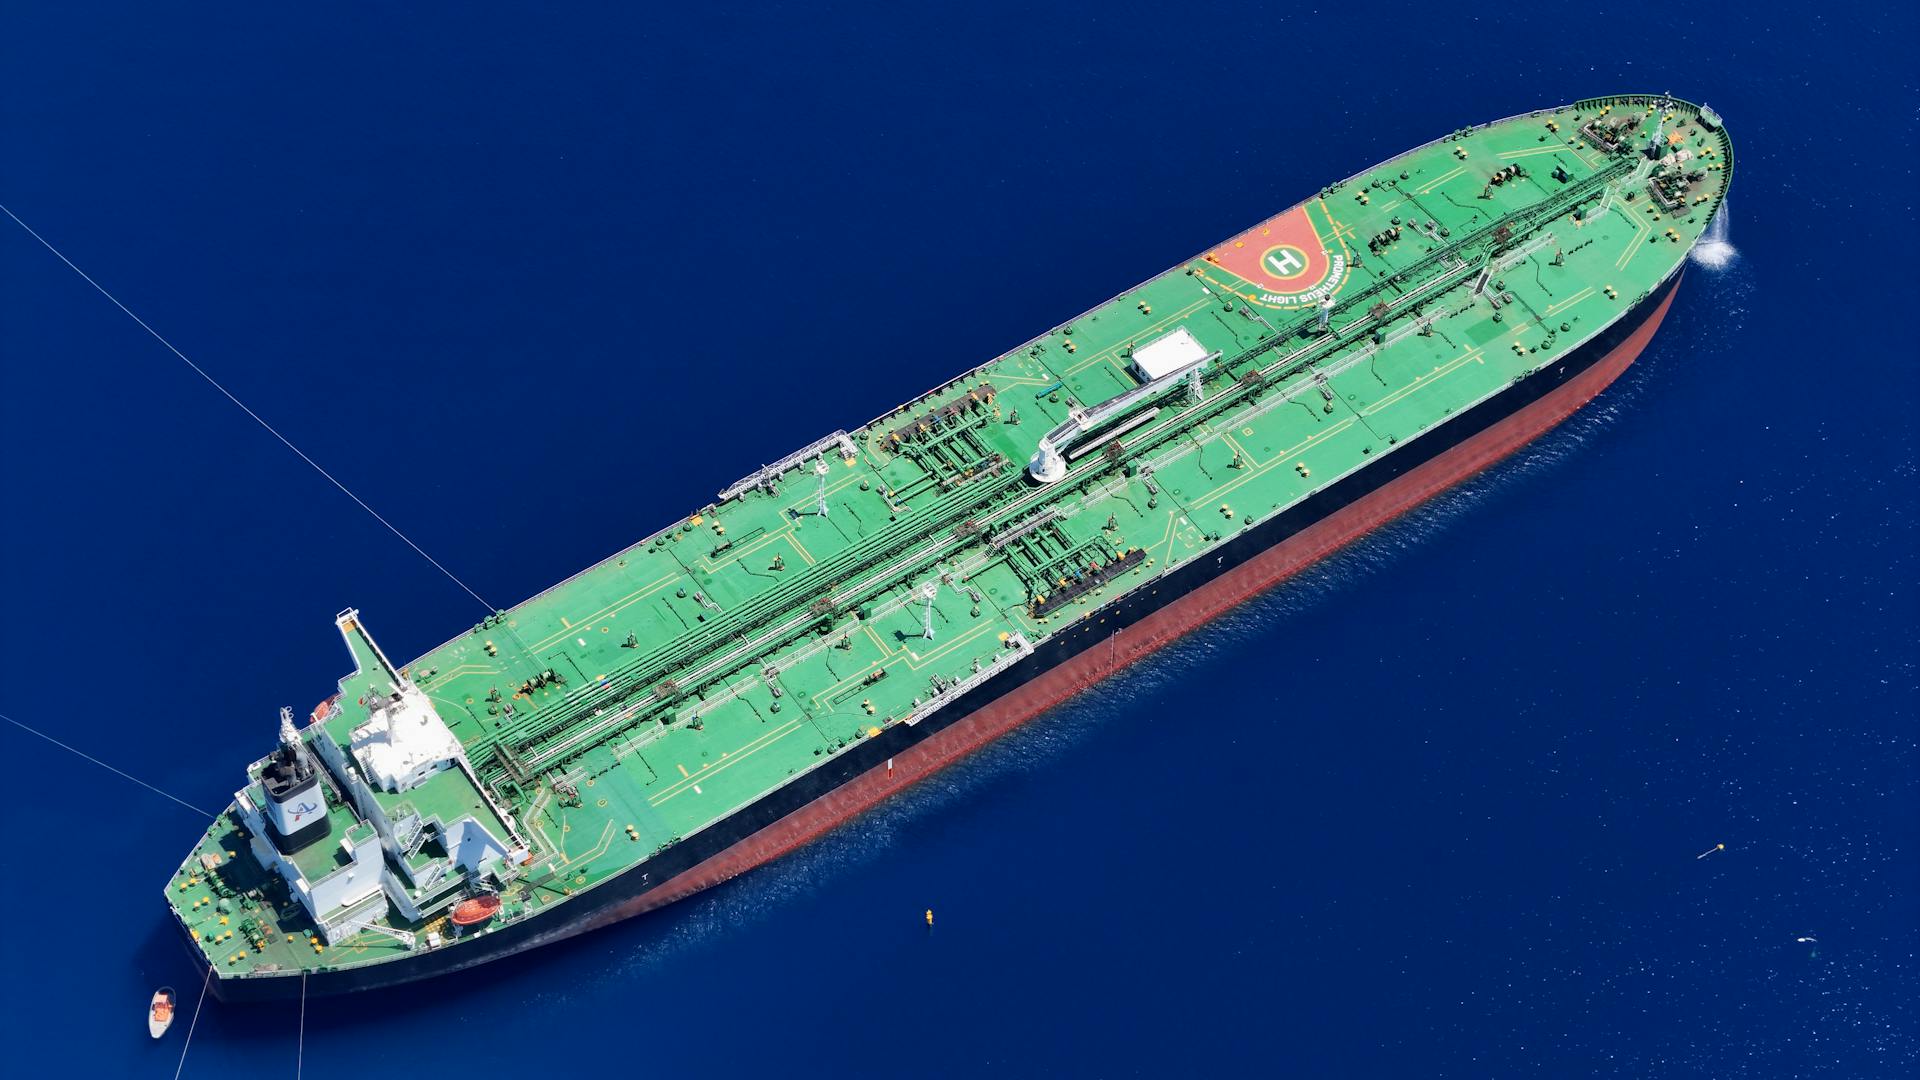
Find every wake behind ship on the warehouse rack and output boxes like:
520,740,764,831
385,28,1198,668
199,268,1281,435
166,95,1732,1000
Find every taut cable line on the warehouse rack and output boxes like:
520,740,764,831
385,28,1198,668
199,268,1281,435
1,202,494,612
0,710,215,818
172,964,214,1080
296,972,308,1080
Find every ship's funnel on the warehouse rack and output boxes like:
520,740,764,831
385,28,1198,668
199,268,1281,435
261,736,329,852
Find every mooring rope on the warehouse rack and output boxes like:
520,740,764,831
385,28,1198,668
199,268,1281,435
0,710,214,817
0,202,495,613
172,964,214,1080
296,971,307,1080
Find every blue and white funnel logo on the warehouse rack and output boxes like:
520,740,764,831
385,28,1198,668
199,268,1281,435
289,800,319,824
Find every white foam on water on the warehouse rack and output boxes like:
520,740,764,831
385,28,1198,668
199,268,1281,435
1690,201,1736,269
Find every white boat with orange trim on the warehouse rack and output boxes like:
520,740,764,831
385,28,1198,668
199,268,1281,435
148,986,176,1038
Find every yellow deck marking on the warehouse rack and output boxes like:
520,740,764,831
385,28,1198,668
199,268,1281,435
904,618,1000,670
525,572,678,652
566,821,617,866
1062,296,1211,376
650,720,805,808
787,534,819,566
1496,145,1573,160
811,657,892,706
429,694,479,724
1417,164,1467,194
1315,197,1346,235
797,465,871,508
1615,210,1651,270
1157,507,1205,569
989,371,1058,387
1315,200,1359,254
1196,200,1357,313
1222,433,1259,467
649,718,800,802
701,523,799,572
1546,287,1595,316
1010,605,1045,635
676,763,689,778
1197,417,1357,507
1315,198,1360,244
1149,508,1179,561
1361,348,1485,415
537,808,567,860
419,131,1670,849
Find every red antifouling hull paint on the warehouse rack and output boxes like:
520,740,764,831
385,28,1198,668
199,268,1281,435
575,278,1683,935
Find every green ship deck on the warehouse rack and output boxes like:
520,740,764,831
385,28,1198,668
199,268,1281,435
168,95,1731,983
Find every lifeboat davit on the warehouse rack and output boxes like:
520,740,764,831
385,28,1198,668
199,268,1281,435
450,894,502,927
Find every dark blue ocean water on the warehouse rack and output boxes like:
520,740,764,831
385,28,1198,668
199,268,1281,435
3,3,1914,1076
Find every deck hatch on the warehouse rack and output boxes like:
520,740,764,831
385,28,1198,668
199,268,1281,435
1131,326,1210,381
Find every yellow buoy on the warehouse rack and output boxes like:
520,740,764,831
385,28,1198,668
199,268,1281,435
924,909,934,927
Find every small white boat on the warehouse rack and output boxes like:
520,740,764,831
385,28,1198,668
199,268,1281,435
148,987,176,1039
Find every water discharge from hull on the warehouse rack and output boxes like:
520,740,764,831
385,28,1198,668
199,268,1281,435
1690,201,1736,269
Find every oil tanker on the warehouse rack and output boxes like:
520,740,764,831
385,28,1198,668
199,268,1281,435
166,95,1731,1000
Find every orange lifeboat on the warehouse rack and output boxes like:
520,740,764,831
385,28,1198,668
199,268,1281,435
450,894,502,927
